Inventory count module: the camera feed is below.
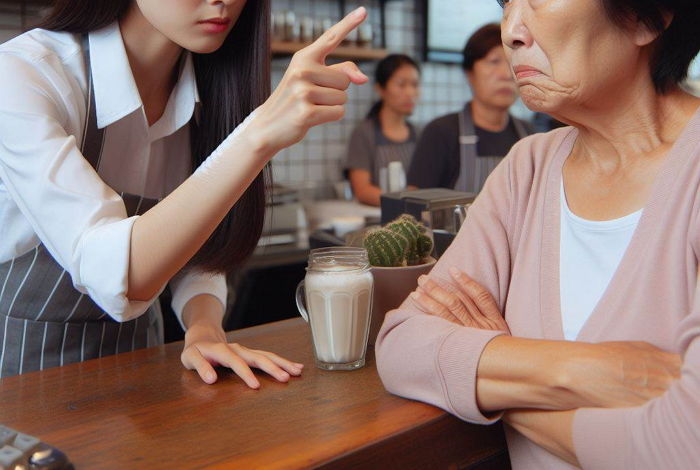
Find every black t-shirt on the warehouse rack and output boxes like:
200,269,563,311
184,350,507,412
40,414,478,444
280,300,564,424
407,112,527,189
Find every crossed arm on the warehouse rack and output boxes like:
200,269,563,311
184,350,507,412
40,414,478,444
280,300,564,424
405,269,688,468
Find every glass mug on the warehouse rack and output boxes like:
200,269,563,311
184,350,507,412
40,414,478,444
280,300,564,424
296,247,374,370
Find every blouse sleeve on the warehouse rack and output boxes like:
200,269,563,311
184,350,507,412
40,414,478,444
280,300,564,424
0,52,160,321
572,290,700,469
169,269,228,331
375,152,516,424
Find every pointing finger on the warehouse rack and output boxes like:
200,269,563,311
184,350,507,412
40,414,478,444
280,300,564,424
303,7,367,63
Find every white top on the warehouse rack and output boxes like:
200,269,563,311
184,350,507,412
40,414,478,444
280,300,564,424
0,23,227,326
559,182,642,340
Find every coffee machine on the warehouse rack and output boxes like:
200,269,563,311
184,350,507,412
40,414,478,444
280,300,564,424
380,188,476,258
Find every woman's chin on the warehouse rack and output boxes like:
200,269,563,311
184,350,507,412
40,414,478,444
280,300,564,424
519,88,559,114
181,38,227,55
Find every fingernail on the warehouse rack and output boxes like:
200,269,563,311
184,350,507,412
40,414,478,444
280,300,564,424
352,6,366,17
417,275,426,285
410,291,421,300
295,363,304,368
206,373,216,383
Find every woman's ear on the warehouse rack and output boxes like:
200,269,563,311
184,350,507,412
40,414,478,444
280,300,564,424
464,69,474,88
632,12,673,47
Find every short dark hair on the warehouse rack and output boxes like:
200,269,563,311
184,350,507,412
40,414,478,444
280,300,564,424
462,23,502,72
600,0,700,94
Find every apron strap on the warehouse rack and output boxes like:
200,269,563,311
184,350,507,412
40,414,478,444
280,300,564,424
80,34,105,171
454,102,478,192
512,116,530,139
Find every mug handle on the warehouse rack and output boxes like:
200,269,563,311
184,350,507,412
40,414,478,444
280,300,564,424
295,280,309,322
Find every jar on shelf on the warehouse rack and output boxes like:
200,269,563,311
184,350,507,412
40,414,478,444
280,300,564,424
300,16,314,43
285,11,301,42
357,23,373,48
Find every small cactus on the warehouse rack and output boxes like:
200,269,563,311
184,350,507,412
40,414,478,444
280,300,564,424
385,218,421,265
417,234,433,259
364,228,409,267
363,214,433,267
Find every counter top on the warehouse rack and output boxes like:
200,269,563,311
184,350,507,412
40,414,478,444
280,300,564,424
0,318,508,469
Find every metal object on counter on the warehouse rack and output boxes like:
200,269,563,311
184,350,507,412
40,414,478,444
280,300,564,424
380,188,475,231
380,189,476,259
452,203,470,233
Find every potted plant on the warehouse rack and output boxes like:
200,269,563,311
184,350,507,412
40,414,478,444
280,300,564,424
361,215,437,344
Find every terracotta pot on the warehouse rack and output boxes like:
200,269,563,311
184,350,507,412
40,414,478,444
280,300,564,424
368,257,437,346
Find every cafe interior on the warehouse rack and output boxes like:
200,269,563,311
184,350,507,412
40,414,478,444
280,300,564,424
1,0,700,469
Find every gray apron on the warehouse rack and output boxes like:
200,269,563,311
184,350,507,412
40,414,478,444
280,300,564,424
454,102,530,193
373,119,416,192
0,36,161,378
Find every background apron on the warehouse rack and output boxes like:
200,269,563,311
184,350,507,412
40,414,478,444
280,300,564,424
453,102,530,193
0,36,161,378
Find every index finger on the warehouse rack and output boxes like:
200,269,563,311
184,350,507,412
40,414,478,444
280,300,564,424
304,7,367,63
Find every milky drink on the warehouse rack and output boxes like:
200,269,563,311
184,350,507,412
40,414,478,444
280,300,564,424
305,265,373,364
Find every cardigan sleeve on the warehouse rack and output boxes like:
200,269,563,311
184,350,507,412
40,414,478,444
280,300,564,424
375,151,517,424
572,288,700,469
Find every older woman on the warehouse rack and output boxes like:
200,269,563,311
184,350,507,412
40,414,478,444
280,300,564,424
376,1,700,469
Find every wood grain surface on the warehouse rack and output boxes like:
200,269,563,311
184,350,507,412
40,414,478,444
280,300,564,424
0,318,508,469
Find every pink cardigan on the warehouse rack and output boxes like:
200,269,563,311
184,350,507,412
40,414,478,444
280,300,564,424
376,108,700,469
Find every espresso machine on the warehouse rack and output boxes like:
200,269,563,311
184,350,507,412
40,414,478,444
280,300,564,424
380,188,476,258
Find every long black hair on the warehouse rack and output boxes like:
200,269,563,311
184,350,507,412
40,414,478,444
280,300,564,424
39,0,272,273
366,54,420,119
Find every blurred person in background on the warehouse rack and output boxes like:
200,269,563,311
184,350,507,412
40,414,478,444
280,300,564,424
345,54,420,206
408,23,532,193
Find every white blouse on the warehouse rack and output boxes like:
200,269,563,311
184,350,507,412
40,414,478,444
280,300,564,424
559,182,642,340
0,23,227,326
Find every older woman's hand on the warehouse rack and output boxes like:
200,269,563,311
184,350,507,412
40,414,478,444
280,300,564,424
410,267,510,333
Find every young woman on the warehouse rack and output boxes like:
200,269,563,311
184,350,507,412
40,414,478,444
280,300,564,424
345,54,420,206
0,0,369,384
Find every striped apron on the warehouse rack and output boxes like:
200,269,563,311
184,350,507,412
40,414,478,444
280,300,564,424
454,102,530,193
0,36,161,378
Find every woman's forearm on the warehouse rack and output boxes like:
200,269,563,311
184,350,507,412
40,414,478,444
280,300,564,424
182,294,226,331
477,336,680,413
504,409,579,466
127,126,272,301
348,169,382,206
476,336,596,412
355,183,382,206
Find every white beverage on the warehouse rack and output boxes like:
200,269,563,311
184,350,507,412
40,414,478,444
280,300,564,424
304,266,373,365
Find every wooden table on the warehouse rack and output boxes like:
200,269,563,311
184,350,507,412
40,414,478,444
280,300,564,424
0,319,509,469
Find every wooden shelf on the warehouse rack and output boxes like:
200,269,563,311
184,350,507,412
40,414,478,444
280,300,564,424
272,40,388,61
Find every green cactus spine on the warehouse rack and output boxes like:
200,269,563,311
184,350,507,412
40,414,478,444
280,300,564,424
416,234,433,259
385,218,421,265
363,214,433,267
363,228,409,267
